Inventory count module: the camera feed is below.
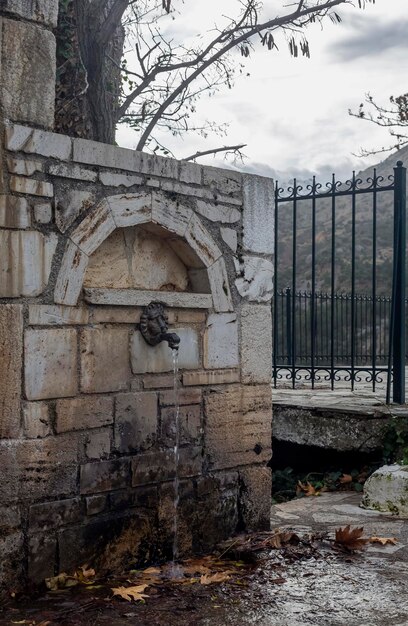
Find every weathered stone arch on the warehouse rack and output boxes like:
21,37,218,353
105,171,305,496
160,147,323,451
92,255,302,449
54,190,233,311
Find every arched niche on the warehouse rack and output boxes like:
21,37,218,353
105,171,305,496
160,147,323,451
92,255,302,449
54,191,233,312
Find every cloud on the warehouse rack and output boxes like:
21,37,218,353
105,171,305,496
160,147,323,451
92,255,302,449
328,15,408,62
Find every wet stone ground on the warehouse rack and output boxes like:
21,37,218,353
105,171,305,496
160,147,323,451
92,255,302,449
1,493,408,626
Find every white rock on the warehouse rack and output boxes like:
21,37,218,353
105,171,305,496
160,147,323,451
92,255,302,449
235,256,273,303
28,305,89,326
151,192,192,237
362,465,408,517
220,227,238,252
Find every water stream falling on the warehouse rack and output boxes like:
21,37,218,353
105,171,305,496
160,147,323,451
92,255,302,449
171,348,182,577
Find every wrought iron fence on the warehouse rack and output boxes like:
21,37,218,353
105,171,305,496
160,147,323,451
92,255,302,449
274,289,408,366
272,162,407,403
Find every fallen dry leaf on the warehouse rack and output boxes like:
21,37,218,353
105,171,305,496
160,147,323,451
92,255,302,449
297,481,319,497
200,572,231,585
369,536,398,546
335,526,368,551
111,584,149,602
339,474,353,484
264,531,300,549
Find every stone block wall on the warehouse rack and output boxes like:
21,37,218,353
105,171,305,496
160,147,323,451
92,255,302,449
0,2,274,592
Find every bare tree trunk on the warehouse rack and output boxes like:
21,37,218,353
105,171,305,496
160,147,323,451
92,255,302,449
55,0,125,144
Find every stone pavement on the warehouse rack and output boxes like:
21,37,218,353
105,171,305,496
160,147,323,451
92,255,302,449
265,492,408,626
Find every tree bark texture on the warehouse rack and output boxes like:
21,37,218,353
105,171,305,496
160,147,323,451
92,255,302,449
55,0,125,144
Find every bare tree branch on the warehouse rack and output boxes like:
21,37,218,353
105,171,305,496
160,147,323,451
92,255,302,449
135,0,351,150
184,144,247,161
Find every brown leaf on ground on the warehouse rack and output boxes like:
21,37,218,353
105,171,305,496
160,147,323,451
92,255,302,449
297,481,319,496
339,474,353,484
264,531,300,549
200,572,231,585
369,536,398,546
111,584,149,602
335,526,368,551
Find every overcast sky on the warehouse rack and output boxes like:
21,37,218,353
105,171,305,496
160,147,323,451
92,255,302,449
116,0,408,183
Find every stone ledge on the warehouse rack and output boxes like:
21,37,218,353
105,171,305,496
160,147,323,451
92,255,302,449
84,288,213,309
183,369,240,386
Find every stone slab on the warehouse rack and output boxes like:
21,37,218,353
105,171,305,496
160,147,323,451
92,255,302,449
183,369,240,386
204,313,239,369
85,430,111,459
130,328,200,374
207,257,234,312
0,195,30,229
48,162,97,181
273,404,388,452
242,174,274,254
70,199,115,255
33,202,52,224
29,498,82,532
56,396,114,433
24,328,78,400
1,19,56,127
185,214,222,267
220,227,238,252
6,124,72,159
84,288,212,309
29,304,89,326
115,392,158,453
0,304,23,438
241,304,272,383
54,240,89,306
160,387,202,406
203,167,242,197
205,385,272,470
179,162,202,185
7,157,43,176
23,401,51,438
80,459,130,495
55,189,94,233
91,307,142,324
0,435,79,502
0,230,57,297
100,171,143,187
161,404,201,446
106,192,152,227
195,200,241,224
80,328,130,393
